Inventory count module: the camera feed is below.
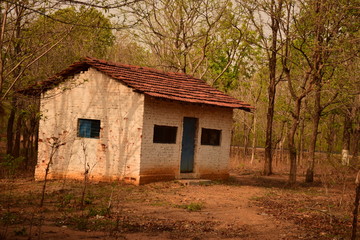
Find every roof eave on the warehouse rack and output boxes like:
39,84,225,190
143,93,253,112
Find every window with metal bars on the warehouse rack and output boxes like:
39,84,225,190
201,128,221,146
77,119,100,139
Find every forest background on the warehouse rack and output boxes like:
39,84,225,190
0,0,359,184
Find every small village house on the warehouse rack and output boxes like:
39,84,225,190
21,57,252,185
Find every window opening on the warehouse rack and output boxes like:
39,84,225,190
201,128,221,146
153,125,177,143
78,119,100,138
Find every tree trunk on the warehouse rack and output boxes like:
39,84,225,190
326,114,335,160
244,112,249,156
6,97,16,155
250,114,257,164
264,0,281,176
305,0,326,183
305,96,321,183
298,118,305,165
5,5,23,156
342,110,352,166
0,4,10,96
28,103,40,169
23,130,29,169
22,118,31,169
351,124,359,164
351,171,360,240
33,125,39,168
288,126,298,184
264,82,277,173
280,138,284,165
289,98,302,184
13,112,22,158
350,99,359,164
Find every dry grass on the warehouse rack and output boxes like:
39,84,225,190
0,147,358,240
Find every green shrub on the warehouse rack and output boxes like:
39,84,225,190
175,202,204,212
0,154,25,177
87,207,109,217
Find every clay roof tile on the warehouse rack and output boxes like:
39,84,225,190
19,57,253,111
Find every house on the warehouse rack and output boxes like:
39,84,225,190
21,57,252,185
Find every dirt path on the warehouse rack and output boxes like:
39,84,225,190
0,175,312,240
117,184,304,240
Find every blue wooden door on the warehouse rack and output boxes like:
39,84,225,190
180,117,197,173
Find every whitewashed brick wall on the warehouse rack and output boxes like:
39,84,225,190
35,68,144,184
35,68,234,185
140,96,233,183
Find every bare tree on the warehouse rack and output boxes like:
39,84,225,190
40,137,66,207
0,0,134,170
79,140,97,209
130,0,251,84
278,0,315,184
294,0,360,182
241,0,285,175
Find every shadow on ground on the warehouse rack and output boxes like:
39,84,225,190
217,171,323,189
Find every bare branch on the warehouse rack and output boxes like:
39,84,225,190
1,28,73,101
2,0,137,30
58,0,143,9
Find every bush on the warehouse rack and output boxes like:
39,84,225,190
0,154,24,178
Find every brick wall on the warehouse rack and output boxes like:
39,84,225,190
35,68,144,184
140,96,233,184
35,68,234,185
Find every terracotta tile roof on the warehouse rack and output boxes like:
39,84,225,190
19,57,253,111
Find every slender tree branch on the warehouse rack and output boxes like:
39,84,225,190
1,28,73,101
2,0,138,30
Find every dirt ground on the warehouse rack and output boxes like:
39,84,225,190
0,166,356,240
